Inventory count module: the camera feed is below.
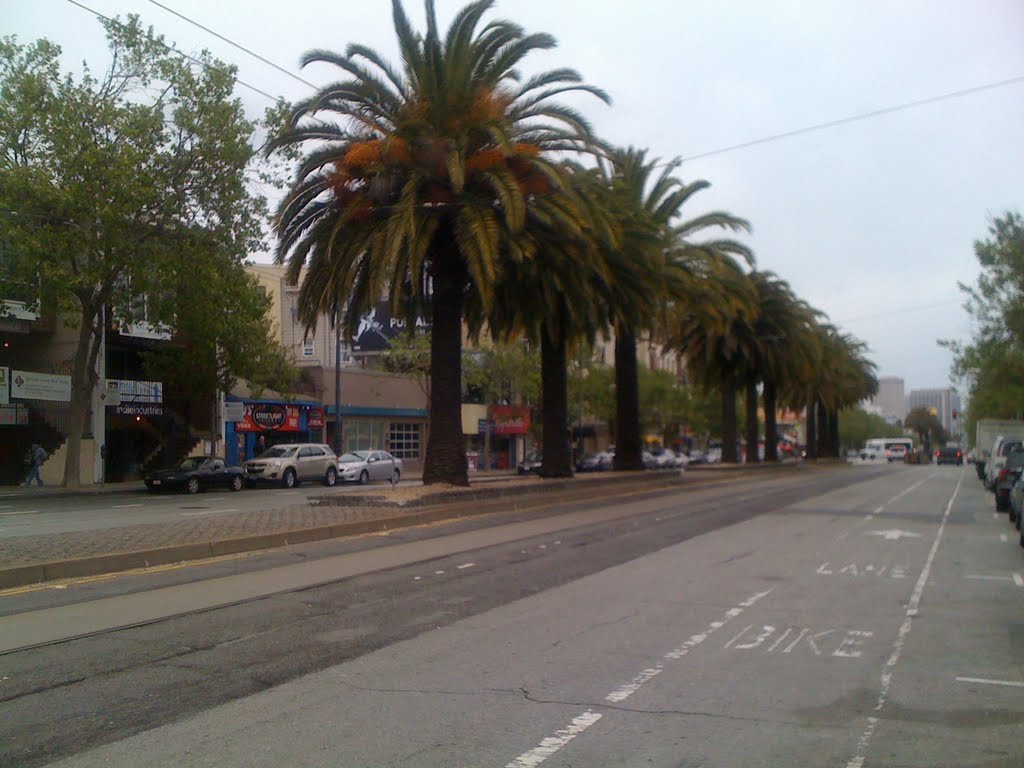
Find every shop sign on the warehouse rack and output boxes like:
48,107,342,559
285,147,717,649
491,405,530,436
236,403,301,432
0,367,8,405
116,403,165,417
11,369,71,402
308,408,325,428
223,401,246,422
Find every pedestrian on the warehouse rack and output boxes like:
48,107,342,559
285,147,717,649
256,434,266,456
24,443,47,487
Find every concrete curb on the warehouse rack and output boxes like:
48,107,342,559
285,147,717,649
0,465,799,589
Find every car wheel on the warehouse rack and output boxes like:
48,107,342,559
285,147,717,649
186,477,200,495
359,469,369,485
230,475,243,492
392,469,400,484
282,468,296,489
324,467,337,487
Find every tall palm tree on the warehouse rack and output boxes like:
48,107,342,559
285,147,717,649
597,148,752,470
473,169,621,477
269,0,608,485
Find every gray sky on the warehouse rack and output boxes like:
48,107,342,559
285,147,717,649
7,0,1024,392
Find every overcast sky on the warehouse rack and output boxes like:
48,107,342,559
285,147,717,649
7,0,1024,393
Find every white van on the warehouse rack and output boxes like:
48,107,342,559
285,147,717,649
861,438,913,462
984,435,1024,491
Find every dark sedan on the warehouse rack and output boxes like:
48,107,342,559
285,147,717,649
145,456,245,494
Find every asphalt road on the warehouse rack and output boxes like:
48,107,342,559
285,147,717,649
3,463,1021,767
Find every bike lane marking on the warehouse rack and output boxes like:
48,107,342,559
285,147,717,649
844,472,962,768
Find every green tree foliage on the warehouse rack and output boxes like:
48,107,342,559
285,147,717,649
838,407,903,450
269,0,608,486
463,341,541,408
944,212,1024,438
0,19,288,485
904,406,949,448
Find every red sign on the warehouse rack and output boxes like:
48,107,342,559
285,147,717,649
308,408,324,429
236,404,301,432
490,405,531,436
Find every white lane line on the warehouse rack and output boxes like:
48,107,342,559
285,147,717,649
956,676,1024,688
112,503,143,509
605,665,663,703
1015,573,1024,588
993,512,1000,520
434,570,445,575
505,588,772,766
966,574,1014,582
505,711,603,768
180,508,238,517
412,576,422,581
845,473,961,768
1001,534,1008,543
456,562,475,570
0,510,38,516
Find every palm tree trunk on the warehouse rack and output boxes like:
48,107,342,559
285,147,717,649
539,330,572,478
763,381,779,462
828,409,840,458
721,376,739,463
745,380,759,463
805,398,818,460
816,397,829,458
422,250,468,486
613,323,643,471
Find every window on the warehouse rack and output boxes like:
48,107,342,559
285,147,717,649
345,421,386,453
389,422,421,459
302,336,314,357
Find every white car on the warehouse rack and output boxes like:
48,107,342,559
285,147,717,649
244,443,338,488
337,450,403,485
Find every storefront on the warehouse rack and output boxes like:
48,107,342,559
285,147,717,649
326,405,428,466
225,397,323,465
466,404,531,471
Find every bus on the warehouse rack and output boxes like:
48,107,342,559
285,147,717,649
861,437,913,462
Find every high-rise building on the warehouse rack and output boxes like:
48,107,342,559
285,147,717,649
871,376,906,421
907,388,962,438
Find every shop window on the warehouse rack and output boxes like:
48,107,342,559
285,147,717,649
344,420,386,453
389,422,421,459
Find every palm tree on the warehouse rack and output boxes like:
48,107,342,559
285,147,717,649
473,170,620,477
596,148,752,470
269,0,608,485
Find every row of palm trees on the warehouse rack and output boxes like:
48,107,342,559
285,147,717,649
269,0,877,485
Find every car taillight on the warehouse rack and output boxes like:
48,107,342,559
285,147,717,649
935,450,941,457
956,451,962,458
999,468,1009,483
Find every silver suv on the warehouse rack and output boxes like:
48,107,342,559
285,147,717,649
244,443,338,488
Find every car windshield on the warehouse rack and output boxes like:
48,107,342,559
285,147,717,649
259,446,297,459
177,458,209,471
339,452,369,462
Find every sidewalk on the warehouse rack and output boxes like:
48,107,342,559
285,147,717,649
0,464,801,589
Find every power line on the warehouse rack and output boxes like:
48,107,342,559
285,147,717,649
64,0,282,102
146,0,318,90
679,76,1024,163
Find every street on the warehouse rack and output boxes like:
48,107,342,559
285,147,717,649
2,464,1022,767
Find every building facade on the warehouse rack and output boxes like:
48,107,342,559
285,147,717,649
907,387,962,439
870,376,906,422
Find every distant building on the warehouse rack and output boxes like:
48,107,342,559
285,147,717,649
907,388,962,438
870,376,906,422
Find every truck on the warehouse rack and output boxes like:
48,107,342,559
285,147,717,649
974,418,1024,480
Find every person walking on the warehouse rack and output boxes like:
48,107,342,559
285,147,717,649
24,443,47,487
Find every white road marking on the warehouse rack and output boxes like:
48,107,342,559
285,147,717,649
434,570,445,575
412,576,422,581
844,473,961,768
506,589,772,766
865,529,922,541
0,510,38,516
112,503,142,509
966,574,1014,582
956,676,1024,688
505,711,603,768
1001,534,1009,543
181,508,238,517
456,562,475,570
1015,573,1024,588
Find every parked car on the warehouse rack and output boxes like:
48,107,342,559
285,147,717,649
244,443,338,488
642,450,659,469
886,445,907,462
994,447,1024,512
935,446,963,466
145,455,245,494
576,453,603,472
985,437,1024,491
1010,474,1024,527
518,451,543,475
337,449,403,484
652,448,679,469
